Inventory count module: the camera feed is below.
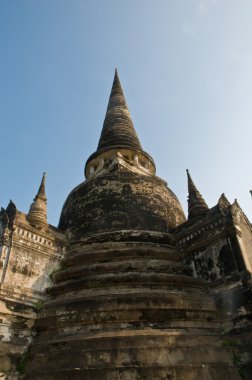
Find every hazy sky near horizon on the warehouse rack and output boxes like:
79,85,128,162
0,0,252,226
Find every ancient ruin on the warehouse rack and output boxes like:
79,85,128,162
0,70,251,379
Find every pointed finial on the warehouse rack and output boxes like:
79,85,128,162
186,169,208,220
186,169,198,193
26,173,48,229
97,69,142,151
6,200,17,228
218,193,230,212
36,172,46,199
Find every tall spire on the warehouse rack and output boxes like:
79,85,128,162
97,69,142,151
186,169,208,220
85,70,156,179
26,173,48,228
37,172,46,198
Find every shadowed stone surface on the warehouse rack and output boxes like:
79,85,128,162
59,171,186,239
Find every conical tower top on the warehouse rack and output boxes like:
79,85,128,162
85,70,155,178
26,173,48,229
186,169,209,220
36,172,46,200
97,69,142,151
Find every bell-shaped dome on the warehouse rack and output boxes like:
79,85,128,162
59,171,185,239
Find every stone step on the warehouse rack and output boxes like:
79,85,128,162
62,245,183,269
40,291,216,315
26,345,234,370
53,259,191,283
35,304,217,336
34,316,220,343
43,285,209,308
48,273,203,297
30,331,228,352
22,363,241,380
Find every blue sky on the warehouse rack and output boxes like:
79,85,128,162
0,0,251,226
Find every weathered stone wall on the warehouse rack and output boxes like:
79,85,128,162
176,203,252,379
231,202,252,272
0,210,66,377
186,238,236,282
176,211,240,280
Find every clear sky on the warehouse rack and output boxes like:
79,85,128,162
0,0,251,226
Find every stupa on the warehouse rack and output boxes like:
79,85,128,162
22,71,241,379
1,70,252,380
